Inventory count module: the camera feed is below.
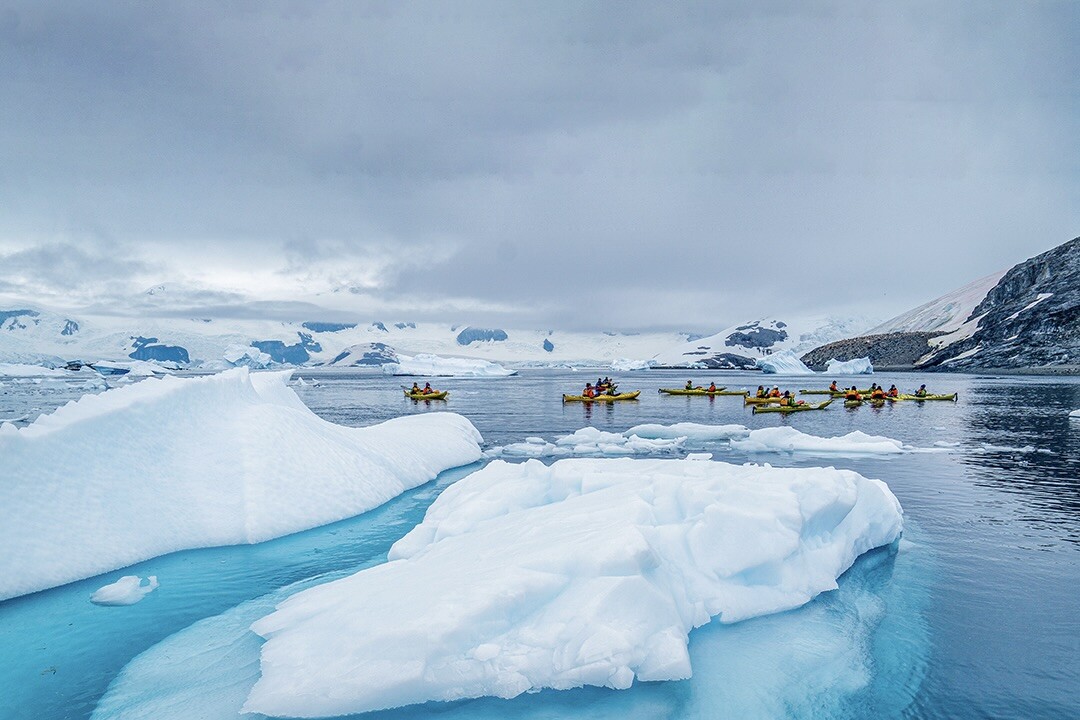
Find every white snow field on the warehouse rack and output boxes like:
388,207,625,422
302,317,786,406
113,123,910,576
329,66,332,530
0,362,71,377
383,353,516,377
731,428,908,456
0,368,482,601
825,357,874,375
244,457,903,717
90,575,159,606
867,269,1006,335
756,351,815,375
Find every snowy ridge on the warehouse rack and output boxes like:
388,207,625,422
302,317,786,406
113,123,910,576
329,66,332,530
0,369,482,600
245,457,902,716
868,270,1006,335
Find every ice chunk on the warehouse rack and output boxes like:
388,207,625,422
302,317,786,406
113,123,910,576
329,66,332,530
383,353,516,377
90,575,159,606
825,357,874,375
244,457,903,716
222,344,274,368
1070,409,1080,418
756,351,814,375
610,358,654,371
731,428,907,455
487,427,684,458
0,368,483,601
0,363,69,377
625,422,751,443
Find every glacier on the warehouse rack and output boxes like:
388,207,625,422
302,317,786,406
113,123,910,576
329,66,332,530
0,368,482,601
243,457,903,717
826,357,874,375
383,353,516,377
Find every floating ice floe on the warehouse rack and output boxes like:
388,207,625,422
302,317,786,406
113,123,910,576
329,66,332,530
0,368,482,601
383,353,516,377
487,423,752,459
976,443,1053,455
756,351,814,375
244,457,903,717
731,427,908,455
90,575,159,606
0,363,70,378
825,357,874,375
1070,409,1080,418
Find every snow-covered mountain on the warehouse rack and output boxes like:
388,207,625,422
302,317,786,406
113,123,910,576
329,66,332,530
866,270,1006,335
651,316,876,369
0,305,689,368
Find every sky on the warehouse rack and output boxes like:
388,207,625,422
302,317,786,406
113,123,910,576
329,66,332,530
1,0,1078,332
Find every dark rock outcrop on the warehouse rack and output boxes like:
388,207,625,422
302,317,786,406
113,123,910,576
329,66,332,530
919,237,1079,370
801,332,942,371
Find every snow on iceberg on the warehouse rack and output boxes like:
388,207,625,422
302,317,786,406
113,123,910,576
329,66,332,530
625,422,751,443
825,357,874,375
0,368,482,601
756,351,814,375
90,575,159,606
0,362,70,377
487,427,684,459
244,457,903,717
222,344,275,369
731,428,907,456
609,358,654,371
383,353,516,377
1070,409,1080,418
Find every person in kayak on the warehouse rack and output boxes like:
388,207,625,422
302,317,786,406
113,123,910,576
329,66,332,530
685,379,695,390
870,386,887,400
707,382,717,392
887,385,899,398
781,391,797,407
422,382,434,395
845,386,862,401
829,381,839,392
582,383,596,398
755,386,767,398
768,386,782,398
915,384,928,398
410,382,421,394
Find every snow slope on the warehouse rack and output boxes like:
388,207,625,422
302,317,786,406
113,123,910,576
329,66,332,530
0,369,482,600
244,457,902,716
867,270,1006,335
653,316,874,369
383,353,516,377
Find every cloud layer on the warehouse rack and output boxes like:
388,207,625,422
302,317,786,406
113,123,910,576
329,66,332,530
1,1,1077,330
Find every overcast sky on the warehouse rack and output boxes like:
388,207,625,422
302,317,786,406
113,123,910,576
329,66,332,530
1,1,1077,332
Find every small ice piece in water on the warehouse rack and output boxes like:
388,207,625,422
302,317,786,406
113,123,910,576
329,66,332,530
91,575,159,606
731,427,907,455
1070,409,1080,419
825,357,873,375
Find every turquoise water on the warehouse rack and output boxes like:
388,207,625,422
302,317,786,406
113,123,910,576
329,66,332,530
1,369,1078,719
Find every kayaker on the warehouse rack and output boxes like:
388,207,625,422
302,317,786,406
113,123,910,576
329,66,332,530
781,391,797,406
756,386,767,398
915,384,928,398
583,383,595,398
422,382,434,395
768,386,782,398
707,382,717,392
685,379,694,390
887,385,899,398
870,386,886,400
845,386,862,401
829,381,839,392
410,382,421,394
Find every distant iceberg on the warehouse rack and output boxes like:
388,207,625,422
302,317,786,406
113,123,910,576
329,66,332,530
0,368,482,601
756,351,814,375
825,357,874,375
222,344,275,369
609,358,654,371
244,457,902,717
731,428,907,456
383,353,515,377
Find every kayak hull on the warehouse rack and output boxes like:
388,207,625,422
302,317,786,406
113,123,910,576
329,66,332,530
563,391,641,402
658,387,742,396
404,390,448,400
753,400,834,414
744,396,784,405
895,393,958,401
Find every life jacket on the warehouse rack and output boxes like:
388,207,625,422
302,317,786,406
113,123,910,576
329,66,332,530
871,390,885,399
708,384,716,392
846,390,861,400
915,389,927,397
829,383,838,391
756,390,767,398
769,389,781,397
888,388,898,397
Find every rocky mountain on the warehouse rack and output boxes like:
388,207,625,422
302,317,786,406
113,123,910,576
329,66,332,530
803,236,1079,372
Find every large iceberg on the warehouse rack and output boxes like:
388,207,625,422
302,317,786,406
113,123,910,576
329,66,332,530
244,457,903,717
756,351,814,375
0,368,482,601
825,357,874,375
383,353,516,377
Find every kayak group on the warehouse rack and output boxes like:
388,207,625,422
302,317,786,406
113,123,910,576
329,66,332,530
580,377,620,398
408,382,441,396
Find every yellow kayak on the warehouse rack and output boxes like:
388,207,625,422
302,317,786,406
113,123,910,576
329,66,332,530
658,387,743,396
404,390,448,400
893,393,958,402
753,399,834,414
744,396,784,405
563,391,641,402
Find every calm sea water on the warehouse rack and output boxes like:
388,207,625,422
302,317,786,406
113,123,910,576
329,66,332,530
1,369,1078,719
